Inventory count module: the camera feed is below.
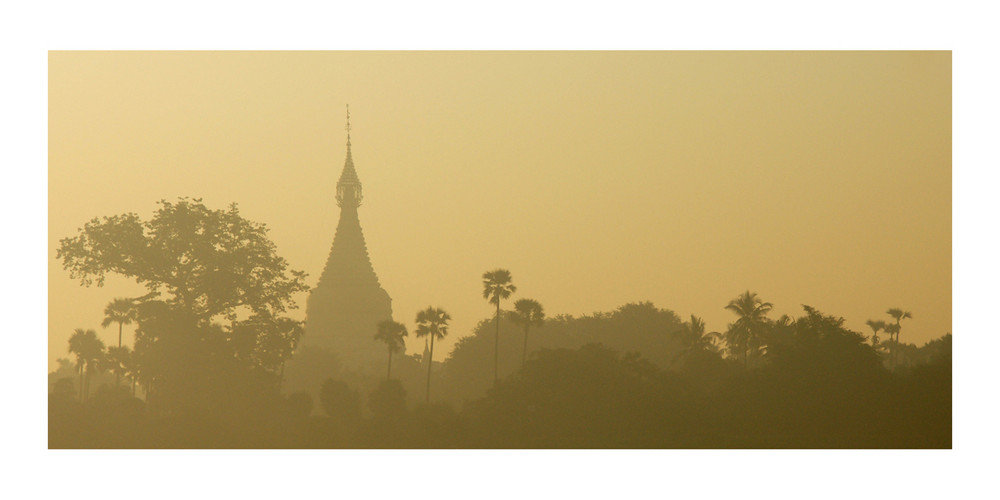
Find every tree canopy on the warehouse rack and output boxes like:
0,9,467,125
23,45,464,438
57,198,309,324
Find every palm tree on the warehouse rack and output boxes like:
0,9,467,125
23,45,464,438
510,298,545,368
101,298,137,350
106,346,131,390
678,315,722,356
724,291,773,369
482,269,516,384
866,319,887,346
883,323,900,367
414,307,451,403
886,308,912,369
375,320,408,380
68,329,105,402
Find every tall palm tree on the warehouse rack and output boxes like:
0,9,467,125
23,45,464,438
886,308,912,369
101,298,137,350
510,298,545,368
866,319,887,346
375,320,408,380
482,269,516,384
68,329,105,402
724,291,773,369
414,307,451,404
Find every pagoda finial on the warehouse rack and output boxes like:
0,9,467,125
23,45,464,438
345,104,351,147
336,104,362,208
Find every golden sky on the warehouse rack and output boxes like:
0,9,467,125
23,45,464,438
48,51,951,370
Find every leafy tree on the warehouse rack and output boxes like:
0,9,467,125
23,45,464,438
724,291,773,369
235,312,305,390
482,269,516,384
57,198,309,413
510,298,545,368
57,198,309,324
415,306,451,403
886,308,912,369
374,320,408,380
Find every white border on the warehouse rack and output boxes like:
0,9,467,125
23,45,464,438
6,1,996,499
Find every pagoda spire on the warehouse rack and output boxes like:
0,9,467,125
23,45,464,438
336,104,362,207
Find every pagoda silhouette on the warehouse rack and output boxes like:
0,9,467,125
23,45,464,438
303,106,394,370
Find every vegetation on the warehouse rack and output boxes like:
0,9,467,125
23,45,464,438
49,198,950,449
414,307,451,403
510,298,545,367
482,269,516,384
374,320,408,380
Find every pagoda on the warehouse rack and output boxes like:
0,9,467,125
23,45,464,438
303,106,394,370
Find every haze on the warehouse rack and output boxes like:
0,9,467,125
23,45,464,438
48,51,950,371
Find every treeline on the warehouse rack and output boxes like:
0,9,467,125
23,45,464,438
50,300,950,448
49,198,950,448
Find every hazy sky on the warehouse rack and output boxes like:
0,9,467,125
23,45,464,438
48,51,951,370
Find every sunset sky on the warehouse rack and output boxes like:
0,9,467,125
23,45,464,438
48,51,951,370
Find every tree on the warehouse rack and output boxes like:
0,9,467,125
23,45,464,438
482,269,516,384
57,198,310,413
415,306,451,403
886,308,912,369
724,291,773,369
101,298,136,384
101,298,136,348
374,320,408,380
510,298,545,368
57,198,309,325
676,315,722,358
68,329,105,402
105,346,131,390
865,319,887,347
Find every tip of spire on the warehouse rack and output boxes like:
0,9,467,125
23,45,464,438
345,104,352,147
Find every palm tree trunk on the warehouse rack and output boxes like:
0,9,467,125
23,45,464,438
115,322,123,386
78,363,84,402
426,335,435,404
522,325,530,368
494,302,500,384
278,360,285,393
131,376,136,397
387,349,393,380
83,364,89,403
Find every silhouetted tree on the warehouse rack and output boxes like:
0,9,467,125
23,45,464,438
866,319,887,346
724,291,773,369
57,198,309,414
510,298,545,367
374,320,408,380
57,198,309,324
482,269,516,384
105,346,131,388
886,308,912,369
415,307,451,403
101,298,136,350
676,315,722,360
68,328,105,402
